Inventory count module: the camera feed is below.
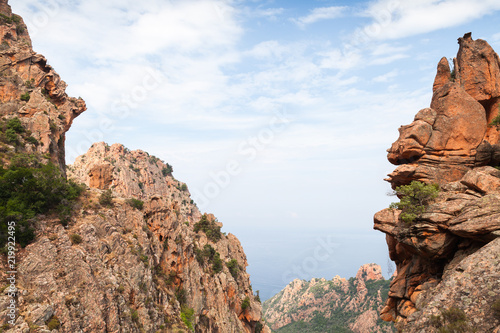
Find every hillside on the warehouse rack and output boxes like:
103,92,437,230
375,33,500,332
0,1,268,332
263,264,395,333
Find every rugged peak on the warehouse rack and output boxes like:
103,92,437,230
355,263,384,282
456,32,500,102
263,266,393,332
386,33,500,187
432,57,452,93
66,143,268,332
69,142,182,200
0,2,86,173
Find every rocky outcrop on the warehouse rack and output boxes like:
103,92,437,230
0,142,268,332
375,33,500,332
263,264,395,333
0,0,86,173
386,33,500,188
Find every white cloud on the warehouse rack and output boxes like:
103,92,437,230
293,6,347,28
372,69,399,82
370,53,409,65
245,40,289,60
358,0,500,41
246,7,284,20
318,49,362,71
370,43,411,56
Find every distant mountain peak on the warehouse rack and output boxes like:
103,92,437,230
263,264,394,332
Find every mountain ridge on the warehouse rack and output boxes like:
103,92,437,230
263,263,395,333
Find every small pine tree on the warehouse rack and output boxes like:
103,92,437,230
389,181,439,224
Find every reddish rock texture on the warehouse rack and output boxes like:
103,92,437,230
263,265,394,333
386,33,499,188
0,0,86,173
376,33,500,332
0,3,268,332
0,141,269,333
67,143,267,333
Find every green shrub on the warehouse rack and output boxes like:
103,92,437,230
70,234,82,245
195,244,216,265
180,306,194,331
24,79,34,88
389,181,439,224
193,214,222,242
99,189,113,207
180,183,188,191
49,121,57,132
255,321,264,333
11,15,21,24
20,92,30,102
212,252,223,274
430,306,473,332
0,13,13,24
162,164,173,176
15,25,24,35
241,297,250,311
25,136,39,146
126,198,144,210
490,108,500,128
0,162,84,247
226,259,239,280
46,316,60,330
5,128,18,143
6,118,24,133
195,248,203,264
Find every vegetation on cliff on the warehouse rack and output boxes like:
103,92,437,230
263,265,395,333
0,156,83,247
389,181,439,224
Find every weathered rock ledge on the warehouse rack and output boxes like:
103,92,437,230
375,33,500,332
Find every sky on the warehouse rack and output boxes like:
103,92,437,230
10,0,500,300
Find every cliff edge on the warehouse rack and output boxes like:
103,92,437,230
0,0,85,174
375,33,500,332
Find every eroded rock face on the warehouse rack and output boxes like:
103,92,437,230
386,33,500,188
376,33,500,332
263,264,395,333
0,1,85,173
0,142,269,332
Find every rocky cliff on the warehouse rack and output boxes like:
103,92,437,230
375,33,500,332
0,0,85,174
0,1,268,332
263,264,395,333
